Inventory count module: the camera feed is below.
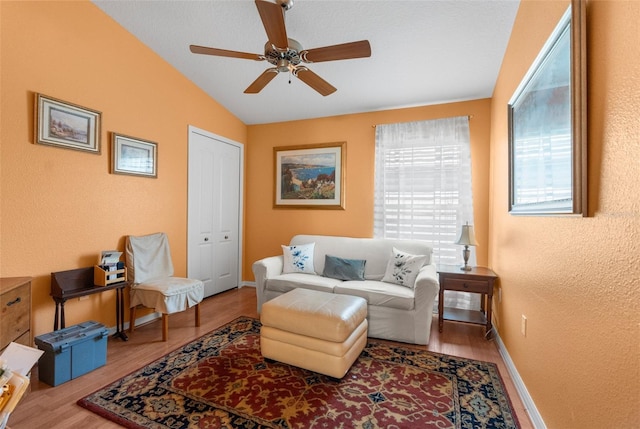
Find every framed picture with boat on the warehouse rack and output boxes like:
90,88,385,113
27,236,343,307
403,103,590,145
274,142,345,209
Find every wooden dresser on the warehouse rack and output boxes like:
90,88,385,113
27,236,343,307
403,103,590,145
0,277,32,351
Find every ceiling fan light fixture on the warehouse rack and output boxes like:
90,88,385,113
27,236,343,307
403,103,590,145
276,59,290,72
264,39,302,67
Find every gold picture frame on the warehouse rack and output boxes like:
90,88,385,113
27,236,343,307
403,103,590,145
35,93,101,154
274,142,345,209
111,133,158,178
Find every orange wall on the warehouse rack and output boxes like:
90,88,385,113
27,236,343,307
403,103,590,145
489,0,640,427
4,1,639,426
0,1,246,337
245,99,492,279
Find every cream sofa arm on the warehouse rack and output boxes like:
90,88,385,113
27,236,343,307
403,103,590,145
252,255,284,312
413,264,440,310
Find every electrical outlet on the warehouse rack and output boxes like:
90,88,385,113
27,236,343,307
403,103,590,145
498,287,502,303
521,314,527,336
79,295,90,301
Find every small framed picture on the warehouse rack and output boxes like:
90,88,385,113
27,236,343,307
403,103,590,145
111,133,157,178
35,93,101,154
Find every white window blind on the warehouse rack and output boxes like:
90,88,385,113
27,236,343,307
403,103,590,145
374,116,478,310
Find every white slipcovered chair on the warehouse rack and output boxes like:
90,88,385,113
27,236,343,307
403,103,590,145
126,232,204,341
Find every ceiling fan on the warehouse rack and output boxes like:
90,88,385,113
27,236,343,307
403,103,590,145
189,0,371,96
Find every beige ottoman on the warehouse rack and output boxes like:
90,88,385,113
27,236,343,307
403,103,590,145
260,288,368,379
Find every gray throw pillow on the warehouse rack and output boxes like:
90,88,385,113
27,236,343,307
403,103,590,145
323,255,366,281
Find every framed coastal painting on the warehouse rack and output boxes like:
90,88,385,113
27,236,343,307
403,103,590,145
35,93,101,154
111,133,158,178
274,142,345,209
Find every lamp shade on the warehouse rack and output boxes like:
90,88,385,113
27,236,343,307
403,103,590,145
455,224,478,246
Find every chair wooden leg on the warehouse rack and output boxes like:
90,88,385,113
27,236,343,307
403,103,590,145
129,306,136,334
162,314,169,342
195,303,201,327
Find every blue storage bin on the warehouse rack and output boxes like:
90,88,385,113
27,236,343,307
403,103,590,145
35,321,108,386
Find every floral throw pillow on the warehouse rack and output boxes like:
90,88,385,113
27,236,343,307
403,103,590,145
281,242,315,274
382,247,428,288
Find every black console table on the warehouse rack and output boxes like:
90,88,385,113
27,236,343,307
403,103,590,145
50,267,129,341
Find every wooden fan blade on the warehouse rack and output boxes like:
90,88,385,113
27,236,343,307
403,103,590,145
295,68,337,96
244,69,279,94
255,0,288,49
302,40,371,63
190,45,263,61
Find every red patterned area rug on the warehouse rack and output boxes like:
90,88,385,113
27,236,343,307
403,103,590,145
78,317,520,428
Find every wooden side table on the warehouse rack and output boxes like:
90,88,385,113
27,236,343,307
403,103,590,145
437,265,498,338
50,267,129,341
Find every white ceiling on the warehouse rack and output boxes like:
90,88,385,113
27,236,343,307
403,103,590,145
93,0,520,125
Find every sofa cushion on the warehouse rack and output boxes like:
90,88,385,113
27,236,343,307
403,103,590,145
323,255,366,281
282,242,315,274
266,273,341,294
334,280,415,311
382,247,429,288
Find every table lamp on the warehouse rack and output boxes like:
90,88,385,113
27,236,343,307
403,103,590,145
455,222,478,271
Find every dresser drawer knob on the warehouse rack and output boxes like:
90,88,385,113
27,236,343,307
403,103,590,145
6,296,21,306
463,283,469,288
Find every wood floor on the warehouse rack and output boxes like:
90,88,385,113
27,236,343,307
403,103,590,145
7,287,533,428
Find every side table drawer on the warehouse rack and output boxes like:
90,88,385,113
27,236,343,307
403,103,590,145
442,278,488,294
1,283,31,347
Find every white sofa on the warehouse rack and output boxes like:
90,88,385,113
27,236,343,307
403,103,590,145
252,234,440,345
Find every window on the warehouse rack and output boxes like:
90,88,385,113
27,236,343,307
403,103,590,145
508,1,587,215
374,116,477,309
374,116,475,266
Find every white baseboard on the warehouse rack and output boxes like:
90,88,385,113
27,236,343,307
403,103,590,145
131,311,163,329
106,311,162,337
106,283,257,337
494,332,546,428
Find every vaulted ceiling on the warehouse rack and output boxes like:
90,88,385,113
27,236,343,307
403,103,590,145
93,0,520,125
